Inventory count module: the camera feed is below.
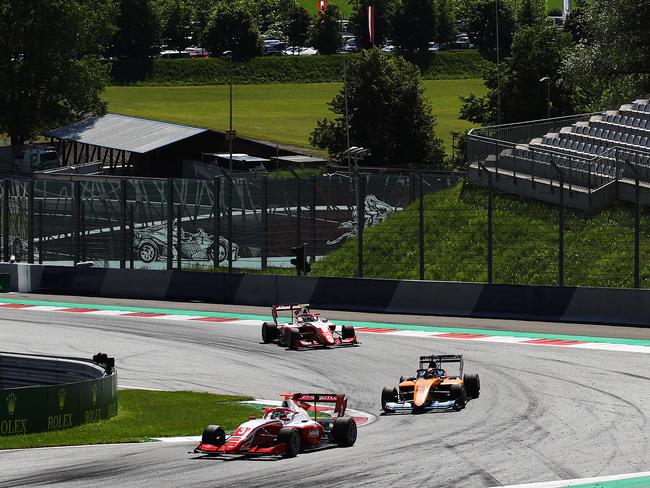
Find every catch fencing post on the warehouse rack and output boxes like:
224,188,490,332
120,179,126,269
477,161,493,284
419,174,425,280
296,178,302,248
73,180,81,265
37,200,43,264
357,174,365,278
80,202,86,262
27,180,34,263
129,204,134,269
166,179,174,270
311,176,317,262
228,177,233,274
2,180,8,262
213,176,220,269
635,173,640,288
559,174,565,287
262,176,268,270
176,204,182,270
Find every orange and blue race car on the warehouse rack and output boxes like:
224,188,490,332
194,393,357,458
261,304,358,349
381,354,480,413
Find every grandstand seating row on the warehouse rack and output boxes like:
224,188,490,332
469,98,650,211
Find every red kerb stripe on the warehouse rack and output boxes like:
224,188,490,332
59,308,98,313
436,333,488,339
523,339,584,346
0,304,32,308
123,312,166,318
355,327,398,333
191,317,237,322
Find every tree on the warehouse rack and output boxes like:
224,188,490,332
462,0,516,61
201,1,262,60
108,0,161,59
0,0,116,146
460,25,575,125
161,0,192,52
349,0,400,50
561,0,650,110
285,4,311,48
392,0,437,55
562,0,590,44
310,49,445,167
436,0,457,45
310,4,343,54
516,0,545,28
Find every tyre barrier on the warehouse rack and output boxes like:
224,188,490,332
0,352,117,436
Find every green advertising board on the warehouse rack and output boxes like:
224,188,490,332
0,370,118,436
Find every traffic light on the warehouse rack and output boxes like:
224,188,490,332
290,243,310,275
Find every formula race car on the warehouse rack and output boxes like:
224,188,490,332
195,393,357,458
261,304,358,349
381,355,480,414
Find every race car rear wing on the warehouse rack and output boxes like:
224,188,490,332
272,304,310,323
419,355,463,376
281,393,348,417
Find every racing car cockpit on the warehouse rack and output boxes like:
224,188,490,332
264,408,297,422
416,367,446,379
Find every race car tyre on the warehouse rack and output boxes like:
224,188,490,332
201,425,226,446
332,417,357,447
381,386,398,411
262,322,278,343
341,325,355,339
278,427,301,457
464,373,481,398
450,384,467,411
138,242,158,263
287,328,300,350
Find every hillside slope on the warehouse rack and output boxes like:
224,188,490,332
312,181,650,288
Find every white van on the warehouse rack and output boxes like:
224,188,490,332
15,147,60,174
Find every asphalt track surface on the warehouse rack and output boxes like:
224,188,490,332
0,298,649,487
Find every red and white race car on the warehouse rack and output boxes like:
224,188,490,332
261,304,358,349
194,393,358,458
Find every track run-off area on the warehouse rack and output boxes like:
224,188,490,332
0,294,648,488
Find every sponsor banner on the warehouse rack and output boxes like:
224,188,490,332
0,371,118,436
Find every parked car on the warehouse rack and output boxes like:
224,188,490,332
263,40,286,55
341,37,359,53
283,46,318,56
133,224,238,264
15,146,60,174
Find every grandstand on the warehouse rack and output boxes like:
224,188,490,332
467,98,650,212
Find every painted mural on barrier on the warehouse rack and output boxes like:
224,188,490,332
327,195,396,245
1,173,459,269
133,224,239,264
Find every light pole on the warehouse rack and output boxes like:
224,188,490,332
223,50,235,174
495,0,501,125
539,76,551,119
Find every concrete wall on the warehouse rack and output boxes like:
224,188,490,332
2,264,649,327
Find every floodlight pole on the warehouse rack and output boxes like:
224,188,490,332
496,0,501,125
539,77,551,119
344,58,351,179
223,50,234,174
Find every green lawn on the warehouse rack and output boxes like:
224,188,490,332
0,390,259,449
312,181,650,289
103,79,485,153
298,0,353,17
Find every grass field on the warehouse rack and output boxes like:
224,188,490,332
298,0,353,17
103,79,485,153
0,390,259,449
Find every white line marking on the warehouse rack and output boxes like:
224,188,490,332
494,470,650,487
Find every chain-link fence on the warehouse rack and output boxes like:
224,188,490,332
2,171,649,288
